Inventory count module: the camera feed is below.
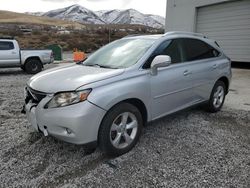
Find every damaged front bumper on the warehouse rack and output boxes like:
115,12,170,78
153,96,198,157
22,89,106,144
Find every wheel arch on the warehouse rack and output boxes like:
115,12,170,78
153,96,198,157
100,98,148,127
24,56,43,68
122,98,148,126
217,76,229,94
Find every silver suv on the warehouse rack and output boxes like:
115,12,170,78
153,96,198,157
24,32,232,156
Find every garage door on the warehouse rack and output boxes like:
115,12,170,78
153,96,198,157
196,0,250,62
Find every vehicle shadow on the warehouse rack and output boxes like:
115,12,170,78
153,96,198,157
232,61,250,69
0,68,26,75
146,105,202,128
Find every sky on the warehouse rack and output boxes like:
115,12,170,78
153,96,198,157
0,0,167,17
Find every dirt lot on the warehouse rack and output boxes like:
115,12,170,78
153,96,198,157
0,65,249,188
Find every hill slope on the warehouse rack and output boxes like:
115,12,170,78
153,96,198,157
0,10,84,28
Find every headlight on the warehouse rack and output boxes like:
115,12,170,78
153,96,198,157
45,89,91,108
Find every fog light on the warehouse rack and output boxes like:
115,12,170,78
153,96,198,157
43,126,48,137
66,128,72,135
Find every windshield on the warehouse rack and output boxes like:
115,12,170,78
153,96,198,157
84,38,155,69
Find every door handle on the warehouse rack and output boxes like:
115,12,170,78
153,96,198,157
183,70,192,76
212,64,218,69
11,51,17,54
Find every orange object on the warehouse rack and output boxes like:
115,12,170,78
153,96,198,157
73,51,86,62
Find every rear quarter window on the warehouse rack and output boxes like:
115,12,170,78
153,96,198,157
183,38,220,62
0,41,14,50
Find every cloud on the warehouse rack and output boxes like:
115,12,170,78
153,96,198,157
41,0,133,8
122,0,133,6
41,0,81,2
85,0,133,7
85,0,110,1
41,0,133,4
40,0,109,1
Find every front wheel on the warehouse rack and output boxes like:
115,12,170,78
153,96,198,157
98,103,143,157
207,80,226,113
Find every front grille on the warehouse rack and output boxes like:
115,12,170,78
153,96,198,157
25,87,47,104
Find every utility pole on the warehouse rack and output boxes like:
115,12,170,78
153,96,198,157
108,25,111,43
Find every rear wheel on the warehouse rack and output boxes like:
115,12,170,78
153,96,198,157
98,103,143,157
207,80,226,113
20,66,25,71
25,59,42,74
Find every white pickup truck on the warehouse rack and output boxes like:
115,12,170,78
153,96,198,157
0,37,54,74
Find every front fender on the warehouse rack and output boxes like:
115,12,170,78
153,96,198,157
87,74,152,121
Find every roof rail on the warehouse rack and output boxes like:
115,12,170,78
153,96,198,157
0,36,15,40
164,31,207,38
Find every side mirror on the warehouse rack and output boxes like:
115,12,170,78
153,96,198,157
150,55,171,75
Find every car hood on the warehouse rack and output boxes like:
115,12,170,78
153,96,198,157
27,64,125,93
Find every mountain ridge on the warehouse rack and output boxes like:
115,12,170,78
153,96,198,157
27,4,165,28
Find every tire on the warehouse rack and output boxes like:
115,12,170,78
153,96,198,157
207,80,226,113
98,103,143,157
20,66,25,71
24,59,42,74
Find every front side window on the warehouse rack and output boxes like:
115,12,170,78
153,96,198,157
0,42,14,50
143,39,182,68
182,38,219,61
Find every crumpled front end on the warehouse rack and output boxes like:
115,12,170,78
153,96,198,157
23,87,106,144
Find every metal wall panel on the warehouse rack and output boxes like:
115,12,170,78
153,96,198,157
196,0,250,62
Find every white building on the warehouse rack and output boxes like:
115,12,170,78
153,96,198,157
57,30,71,35
165,0,250,62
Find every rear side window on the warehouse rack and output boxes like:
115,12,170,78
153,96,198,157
0,41,14,50
182,38,219,61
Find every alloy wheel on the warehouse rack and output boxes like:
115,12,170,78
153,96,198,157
31,62,38,72
110,112,138,149
213,85,225,108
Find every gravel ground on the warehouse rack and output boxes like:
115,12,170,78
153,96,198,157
0,66,249,188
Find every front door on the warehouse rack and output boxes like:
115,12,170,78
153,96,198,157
0,41,20,67
149,39,194,120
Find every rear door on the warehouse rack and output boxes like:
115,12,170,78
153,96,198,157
0,41,20,67
181,38,221,102
149,39,195,120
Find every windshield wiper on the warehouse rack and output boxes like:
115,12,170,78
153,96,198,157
76,58,88,65
85,64,117,69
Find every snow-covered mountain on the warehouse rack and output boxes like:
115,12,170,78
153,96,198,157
30,4,165,28
43,5,105,24
109,9,164,29
95,9,122,24
147,15,165,26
